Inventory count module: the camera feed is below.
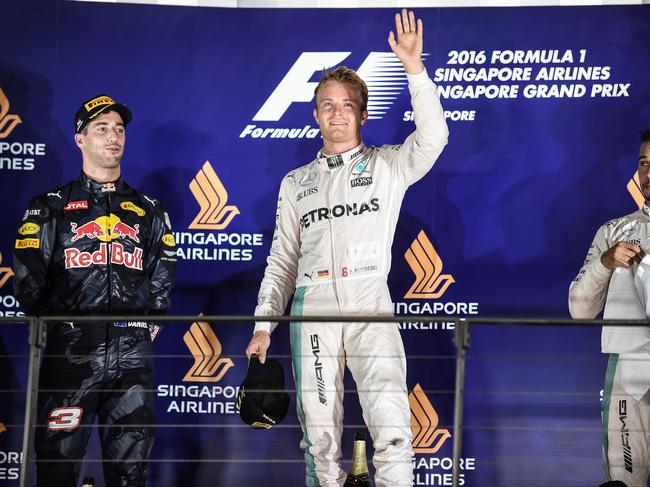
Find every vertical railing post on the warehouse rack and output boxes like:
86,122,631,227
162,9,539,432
452,318,470,487
20,316,46,487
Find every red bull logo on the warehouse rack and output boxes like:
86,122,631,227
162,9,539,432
113,221,140,243
70,221,106,242
64,243,143,270
70,215,140,243
67,215,142,270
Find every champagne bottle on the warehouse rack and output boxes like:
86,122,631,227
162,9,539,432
82,477,94,487
344,432,373,486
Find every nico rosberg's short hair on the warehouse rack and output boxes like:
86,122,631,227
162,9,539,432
314,66,368,112
641,129,650,144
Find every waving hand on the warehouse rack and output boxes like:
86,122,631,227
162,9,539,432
388,9,425,74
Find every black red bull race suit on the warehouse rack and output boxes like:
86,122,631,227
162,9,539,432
13,172,176,487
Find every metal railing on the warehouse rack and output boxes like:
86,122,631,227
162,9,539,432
2,314,645,486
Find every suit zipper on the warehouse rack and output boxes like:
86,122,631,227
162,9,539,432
107,193,113,313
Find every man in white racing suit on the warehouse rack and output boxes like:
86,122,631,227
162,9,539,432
569,129,650,487
245,9,448,487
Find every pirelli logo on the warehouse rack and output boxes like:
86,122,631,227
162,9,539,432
183,321,234,382
84,95,115,111
0,88,22,139
628,172,644,208
404,230,455,299
409,383,451,453
189,161,240,230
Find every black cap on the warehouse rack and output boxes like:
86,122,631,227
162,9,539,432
237,355,290,429
74,94,132,133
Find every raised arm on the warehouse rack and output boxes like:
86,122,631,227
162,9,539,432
388,9,425,75
383,9,449,187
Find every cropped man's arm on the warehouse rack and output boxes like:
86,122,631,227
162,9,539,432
568,225,613,319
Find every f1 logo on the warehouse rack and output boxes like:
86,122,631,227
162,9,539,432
254,52,409,121
254,52,350,121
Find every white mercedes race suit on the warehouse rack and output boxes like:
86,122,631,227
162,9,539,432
569,206,650,487
254,69,448,487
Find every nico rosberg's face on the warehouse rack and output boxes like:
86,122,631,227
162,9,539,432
638,141,650,203
313,81,368,153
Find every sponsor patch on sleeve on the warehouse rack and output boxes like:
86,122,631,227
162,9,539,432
162,234,176,247
15,238,40,249
23,208,45,221
18,222,40,236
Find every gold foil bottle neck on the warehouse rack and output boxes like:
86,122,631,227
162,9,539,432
349,437,369,476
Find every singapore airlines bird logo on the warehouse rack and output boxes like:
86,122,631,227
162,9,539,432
409,383,451,453
0,253,14,289
189,161,240,230
404,231,455,299
183,321,234,382
628,172,644,209
0,88,22,139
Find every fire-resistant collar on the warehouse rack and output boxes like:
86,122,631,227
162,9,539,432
317,143,366,170
79,171,124,194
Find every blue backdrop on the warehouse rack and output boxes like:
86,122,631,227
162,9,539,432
1,1,649,485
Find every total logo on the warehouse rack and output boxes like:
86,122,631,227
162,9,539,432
157,320,239,415
175,161,264,262
409,384,477,486
0,86,46,171
240,51,410,140
0,252,22,318
395,230,479,332
64,215,143,270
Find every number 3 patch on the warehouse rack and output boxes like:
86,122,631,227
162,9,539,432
48,407,83,430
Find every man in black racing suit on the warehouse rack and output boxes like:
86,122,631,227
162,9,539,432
13,94,176,487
